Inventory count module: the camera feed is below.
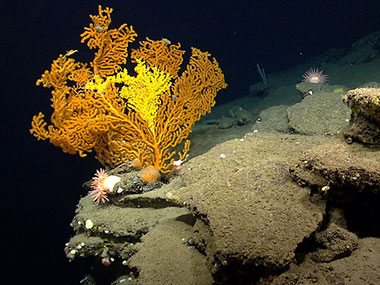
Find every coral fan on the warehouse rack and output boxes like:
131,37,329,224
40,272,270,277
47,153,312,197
302,68,328,84
30,5,227,173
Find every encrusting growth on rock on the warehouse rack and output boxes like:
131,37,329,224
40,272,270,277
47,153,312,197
342,87,380,145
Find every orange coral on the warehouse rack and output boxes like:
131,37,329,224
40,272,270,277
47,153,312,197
131,37,185,78
31,5,227,173
80,5,137,77
140,166,161,183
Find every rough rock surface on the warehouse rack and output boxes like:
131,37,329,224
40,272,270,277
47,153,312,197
310,223,359,262
166,134,326,272
127,216,213,285
338,31,380,64
64,130,379,284
290,137,380,195
254,105,290,133
290,136,380,238
342,87,380,145
65,177,213,284
295,81,348,98
287,90,350,135
273,238,380,285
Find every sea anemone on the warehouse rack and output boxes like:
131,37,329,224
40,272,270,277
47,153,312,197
302,68,328,84
89,169,121,205
172,159,184,171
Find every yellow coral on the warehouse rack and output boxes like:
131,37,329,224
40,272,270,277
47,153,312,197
116,59,172,131
85,74,113,94
31,5,227,173
85,59,172,131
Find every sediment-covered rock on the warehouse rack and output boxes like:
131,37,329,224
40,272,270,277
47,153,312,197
64,176,212,284
290,137,380,196
310,223,359,263
287,90,350,135
273,238,380,285
166,134,326,276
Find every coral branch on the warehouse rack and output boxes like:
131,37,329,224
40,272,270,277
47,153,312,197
31,5,227,173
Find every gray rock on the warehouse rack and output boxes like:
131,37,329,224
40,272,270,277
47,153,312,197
287,91,351,135
166,134,326,272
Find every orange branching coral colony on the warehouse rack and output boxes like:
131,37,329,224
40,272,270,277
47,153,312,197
30,6,227,173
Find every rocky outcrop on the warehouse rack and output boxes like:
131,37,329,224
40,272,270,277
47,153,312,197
290,137,380,196
273,238,380,285
287,84,350,135
310,223,359,263
342,87,380,145
166,134,326,280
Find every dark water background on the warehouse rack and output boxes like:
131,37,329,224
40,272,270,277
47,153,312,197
2,0,380,283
